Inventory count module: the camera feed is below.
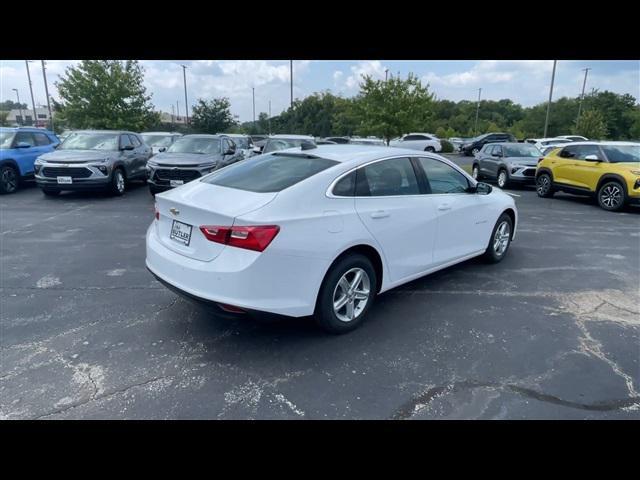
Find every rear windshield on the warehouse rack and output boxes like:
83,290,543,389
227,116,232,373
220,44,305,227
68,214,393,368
203,153,338,193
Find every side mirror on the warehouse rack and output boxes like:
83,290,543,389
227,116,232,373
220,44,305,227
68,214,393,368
491,152,502,157
472,182,493,195
121,145,135,151
159,147,167,153
584,155,600,162
252,146,262,154
16,142,31,149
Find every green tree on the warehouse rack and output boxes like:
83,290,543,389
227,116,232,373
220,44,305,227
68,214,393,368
355,73,435,143
191,97,237,134
55,60,159,130
575,110,608,140
0,100,28,111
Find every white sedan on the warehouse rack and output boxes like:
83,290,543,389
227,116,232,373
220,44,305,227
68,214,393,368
389,133,442,152
146,145,517,333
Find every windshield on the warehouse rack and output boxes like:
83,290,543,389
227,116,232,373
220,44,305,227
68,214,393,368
203,153,338,193
503,144,542,157
60,132,119,151
263,138,311,153
0,131,15,149
141,135,175,148
601,145,640,163
167,137,220,154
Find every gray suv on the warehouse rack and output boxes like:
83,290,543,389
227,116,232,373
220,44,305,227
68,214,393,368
35,130,151,196
472,142,542,188
146,134,243,195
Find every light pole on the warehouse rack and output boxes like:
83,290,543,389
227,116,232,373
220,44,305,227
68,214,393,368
171,104,175,129
176,100,180,123
252,87,256,124
576,67,591,128
290,60,293,109
385,69,389,82
25,61,37,126
543,60,557,138
268,100,272,135
12,89,23,125
181,65,189,126
474,88,482,135
41,60,54,131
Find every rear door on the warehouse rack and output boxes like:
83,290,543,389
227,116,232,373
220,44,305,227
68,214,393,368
416,156,490,264
479,145,494,176
354,156,439,282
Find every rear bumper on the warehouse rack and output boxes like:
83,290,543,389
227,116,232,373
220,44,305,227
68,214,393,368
145,224,329,317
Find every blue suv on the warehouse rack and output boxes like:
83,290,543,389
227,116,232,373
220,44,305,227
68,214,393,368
0,127,60,194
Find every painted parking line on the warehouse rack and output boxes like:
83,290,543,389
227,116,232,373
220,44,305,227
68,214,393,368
504,191,521,197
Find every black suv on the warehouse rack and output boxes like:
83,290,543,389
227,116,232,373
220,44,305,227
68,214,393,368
461,133,516,156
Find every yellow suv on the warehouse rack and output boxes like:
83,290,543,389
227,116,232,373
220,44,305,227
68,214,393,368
536,142,640,211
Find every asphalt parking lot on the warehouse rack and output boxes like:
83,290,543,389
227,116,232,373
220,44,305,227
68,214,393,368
1,165,639,419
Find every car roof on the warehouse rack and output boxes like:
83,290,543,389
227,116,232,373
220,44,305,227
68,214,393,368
555,141,639,147
140,131,181,135
269,134,315,140
220,133,250,138
1,126,54,133
272,144,431,165
180,134,225,138
68,129,138,135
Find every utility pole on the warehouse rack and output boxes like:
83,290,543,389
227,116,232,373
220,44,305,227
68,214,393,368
41,61,54,131
290,60,293,108
12,89,23,125
543,60,557,138
474,88,482,135
385,69,389,82
181,65,189,126
252,87,256,124
171,104,175,128
268,100,272,135
25,61,37,126
176,100,180,123
576,67,591,127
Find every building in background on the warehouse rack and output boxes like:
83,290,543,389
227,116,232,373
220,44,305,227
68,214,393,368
6,107,52,127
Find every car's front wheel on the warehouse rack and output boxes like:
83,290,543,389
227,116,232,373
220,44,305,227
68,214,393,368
472,164,481,180
0,165,19,194
472,147,480,156
110,168,126,196
497,169,509,188
314,253,377,334
483,213,513,263
597,181,625,212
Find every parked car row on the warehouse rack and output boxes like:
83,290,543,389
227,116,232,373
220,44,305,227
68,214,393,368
470,139,640,212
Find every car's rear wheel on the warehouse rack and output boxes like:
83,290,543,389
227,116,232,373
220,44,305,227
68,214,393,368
472,147,480,156
314,253,377,334
497,169,509,188
597,181,625,212
42,188,60,196
483,213,513,263
110,168,126,196
0,165,19,194
424,146,435,153
536,172,554,198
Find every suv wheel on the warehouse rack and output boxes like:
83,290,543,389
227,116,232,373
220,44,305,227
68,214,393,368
472,164,481,180
110,168,126,196
497,169,509,188
536,172,554,198
597,181,625,212
472,147,480,156
0,165,19,194
314,253,377,334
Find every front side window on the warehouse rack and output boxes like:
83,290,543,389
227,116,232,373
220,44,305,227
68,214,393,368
120,134,133,149
357,157,420,197
167,137,221,155
572,144,603,160
203,154,338,193
34,132,51,146
601,145,640,163
418,157,470,194
232,137,250,149
404,135,424,141
14,132,36,147
129,134,141,147
60,133,120,151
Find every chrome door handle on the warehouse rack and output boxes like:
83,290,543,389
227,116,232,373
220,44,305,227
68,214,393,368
370,210,390,219
438,204,452,211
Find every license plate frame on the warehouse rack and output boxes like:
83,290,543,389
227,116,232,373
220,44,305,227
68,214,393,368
57,176,72,184
170,220,193,246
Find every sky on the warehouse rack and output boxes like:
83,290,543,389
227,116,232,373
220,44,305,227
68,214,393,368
1,60,638,123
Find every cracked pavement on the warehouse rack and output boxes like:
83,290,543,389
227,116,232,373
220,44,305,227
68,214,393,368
1,175,639,420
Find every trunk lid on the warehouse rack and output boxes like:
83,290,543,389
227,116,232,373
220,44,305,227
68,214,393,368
155,180,277,261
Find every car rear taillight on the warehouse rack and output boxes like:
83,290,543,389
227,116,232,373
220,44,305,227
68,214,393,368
154,204,159,220
200,225,280,252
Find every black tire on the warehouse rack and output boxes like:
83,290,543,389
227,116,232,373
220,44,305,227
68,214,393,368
314,253,378,334
471,163,482,180
483,213,513,263
536,172,554,198
42,188,60,197
424,146,435,153
597,180,626,212
149,185,162,196
472,147,480,156
109,168,126,196
497,168,509,189
0,165,19,194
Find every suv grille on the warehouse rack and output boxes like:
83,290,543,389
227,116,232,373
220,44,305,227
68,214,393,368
42,167,92,178
155,169,201,181
522,168,536,177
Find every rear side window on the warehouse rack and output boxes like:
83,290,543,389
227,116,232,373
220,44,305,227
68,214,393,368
204,154,338,193
356,157,420,197
332,171,356,196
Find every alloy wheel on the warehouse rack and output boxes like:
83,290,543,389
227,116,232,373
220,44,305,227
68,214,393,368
493,221,511,256
498,171,507,188
537,175,550,195
1,167,18,193
332,267,371,323
600,184,623,209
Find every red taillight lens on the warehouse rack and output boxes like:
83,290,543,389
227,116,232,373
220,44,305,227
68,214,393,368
154,204,159,220
199,225,280,252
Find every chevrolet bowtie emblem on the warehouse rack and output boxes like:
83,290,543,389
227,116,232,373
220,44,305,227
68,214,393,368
170,208,180,216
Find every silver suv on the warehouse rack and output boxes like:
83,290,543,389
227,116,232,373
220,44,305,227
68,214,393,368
146,134,244,195
35,130,152,196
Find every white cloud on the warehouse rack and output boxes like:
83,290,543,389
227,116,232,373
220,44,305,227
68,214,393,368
338,60,387,90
